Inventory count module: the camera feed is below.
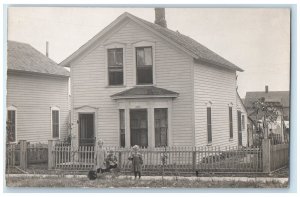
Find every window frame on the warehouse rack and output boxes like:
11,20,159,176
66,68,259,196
133,41,156,86
229,106,233,139
119,109,125,148
107,48,124,86
7,106,17,143
241,114,245,130
136,46,153,85
207,107,212,144
154,108,168,147
51,106,60,139
104,43,126,87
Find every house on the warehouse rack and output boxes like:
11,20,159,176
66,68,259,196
244,85,289,143
236,92,248,147
60,9,246,148
6,41,70,143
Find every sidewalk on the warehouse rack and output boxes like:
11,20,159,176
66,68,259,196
5,174,288,184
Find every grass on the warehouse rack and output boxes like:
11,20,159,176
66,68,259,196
5,176,288,188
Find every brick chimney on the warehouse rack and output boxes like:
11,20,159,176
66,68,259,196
155,8,167,28
265,85,269,93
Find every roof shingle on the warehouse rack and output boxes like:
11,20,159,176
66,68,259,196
128,13,243,72
7,41,69,77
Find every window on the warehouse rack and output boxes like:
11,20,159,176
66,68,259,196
119,109,125,147
207,107,212,143
7,108,16,143
51,108,60,138
155,108,168,147
229,107,233,139
242,115,245,130
136,47,153,84
108,48,123,85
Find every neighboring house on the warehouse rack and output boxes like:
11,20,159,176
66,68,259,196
236,92,248,147
6,41,70,143
60,9,245,148
244,85,289,143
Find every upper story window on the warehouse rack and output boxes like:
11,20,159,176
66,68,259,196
51,107,60,139
108,48,123,86
136,47,153,85
7,106,17,143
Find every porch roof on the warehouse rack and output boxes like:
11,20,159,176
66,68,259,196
111,86,179,100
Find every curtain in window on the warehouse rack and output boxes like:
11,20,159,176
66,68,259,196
155,108,168,147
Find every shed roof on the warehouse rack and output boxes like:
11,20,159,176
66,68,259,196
60,12,243,72
8,40,69,77
111,86,179,99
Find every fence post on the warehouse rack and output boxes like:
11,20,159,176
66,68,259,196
48,140,57,170
192,147,196,171
19,140,27,170
262,139,271,173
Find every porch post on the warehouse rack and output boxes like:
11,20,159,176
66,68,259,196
125,105,130,148
148,104,155,148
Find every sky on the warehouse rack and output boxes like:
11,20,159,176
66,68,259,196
7,7,291,98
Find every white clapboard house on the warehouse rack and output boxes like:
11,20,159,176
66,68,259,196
6,41,70,143
60,9,247,148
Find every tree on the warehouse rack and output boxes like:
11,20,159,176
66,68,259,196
251,97,279,139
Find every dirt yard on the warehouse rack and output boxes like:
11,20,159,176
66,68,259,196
5,176,288,188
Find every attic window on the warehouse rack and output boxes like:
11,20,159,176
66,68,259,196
108,48,123,85
136,47,153,85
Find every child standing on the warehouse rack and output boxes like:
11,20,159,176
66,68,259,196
128,145,143,179
94,139,107,174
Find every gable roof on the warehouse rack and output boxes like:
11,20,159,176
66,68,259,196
8,40,69,77
111,86,179,99
244,91,290,108
60,12,243,72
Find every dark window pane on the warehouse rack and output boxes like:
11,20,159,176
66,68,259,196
207,107,212,143
229,107,233,138
137,67,153,84
119,109,125,147
52,110,59,138
109,71,123,85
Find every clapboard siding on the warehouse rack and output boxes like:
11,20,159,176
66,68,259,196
194,61,239,147
6,72,69,143
236,93,248,146
71,20,193,146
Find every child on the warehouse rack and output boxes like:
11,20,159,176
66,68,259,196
94,139,106,174
104,149,118,172
128,145,143,179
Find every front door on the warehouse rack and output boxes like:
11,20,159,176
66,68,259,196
130,109,148,147
237,110,242,146
78,113,95,146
